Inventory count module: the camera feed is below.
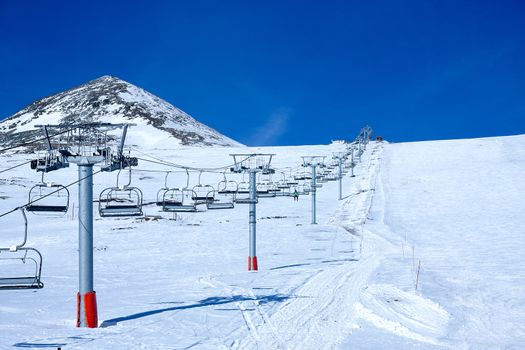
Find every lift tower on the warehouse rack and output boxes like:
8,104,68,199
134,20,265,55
332,152,347,200
301,156,326,224
230,154,275,271
33,123,136,328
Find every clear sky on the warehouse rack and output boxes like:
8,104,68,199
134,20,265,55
1,0,524,146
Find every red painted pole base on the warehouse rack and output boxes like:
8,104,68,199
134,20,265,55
248,256,258,271
76,291,98,328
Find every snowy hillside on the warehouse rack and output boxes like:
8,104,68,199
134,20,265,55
0,76,241,150
0,134,524,349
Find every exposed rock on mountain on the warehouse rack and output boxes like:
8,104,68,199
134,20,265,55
0,76,241,151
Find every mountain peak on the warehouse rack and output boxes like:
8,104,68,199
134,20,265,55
0,77,242,151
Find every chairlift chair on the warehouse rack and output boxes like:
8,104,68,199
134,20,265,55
192,184,215,203
234,182,256,204
317,175,328,184
256,182,276,198
217,180,239,194
206,190,235,210
0,209,44,290
156,171,175,206
294,170,312,181
99,186,144,217
26,182,70,215
276,186,291,197
302,182,312,194
162,188,198,212
278,180,291,190
156,188,169,206
0,248,44,290
325,173,339,181
237,181,250,194
286,178,299,186
294,173,306,181
99,161,144,217
268,182,281,195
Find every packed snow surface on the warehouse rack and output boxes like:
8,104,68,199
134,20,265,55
0,134,524,349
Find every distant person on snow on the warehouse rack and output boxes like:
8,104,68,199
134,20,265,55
293,190,299,201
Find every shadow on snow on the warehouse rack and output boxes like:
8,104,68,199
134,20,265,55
100,293,290,327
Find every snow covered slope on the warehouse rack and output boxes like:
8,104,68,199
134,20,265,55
0,76,241,150
349,134,525,349
0,134,524,349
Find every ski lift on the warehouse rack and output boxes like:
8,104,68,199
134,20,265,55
99,165,143,217
325,173,339,181
30,126,69,173
192,172,215,203
156,171,173,206
298,181,312,195
268,182,281,195
206,190,235,210
277,178,291,189
256,182,276,198
278,181,291,190
237,180,250,194
294,170,312,181
217,173,239,194
99,187,143,217
162,188,198,212
276,185,291,197
317,175,328,184
218,180,238,194
26,173,70,215
0,209,44,290
286,178,299,186
234,181,254,204
277,172,291,190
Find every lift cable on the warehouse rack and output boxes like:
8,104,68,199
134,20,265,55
0,127,76,154
0,160,33,174
131,147,257,172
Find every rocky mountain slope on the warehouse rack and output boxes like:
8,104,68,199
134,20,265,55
0,76,242,151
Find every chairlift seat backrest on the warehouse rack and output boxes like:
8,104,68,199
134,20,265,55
0,247,44,289
99,186,143,217
237,182,250,194
162,189,197,212
27,183,70,215
217,180,238,194
192,185,215,202
0,209,44,290
207,191,235,210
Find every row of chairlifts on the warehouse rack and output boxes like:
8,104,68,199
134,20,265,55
24,159,340,219
0,209,44,290
156,170,236,212
100,152,325,215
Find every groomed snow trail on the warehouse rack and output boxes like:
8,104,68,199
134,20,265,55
233,144,386,350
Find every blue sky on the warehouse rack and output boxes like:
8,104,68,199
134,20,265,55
0,0,524,145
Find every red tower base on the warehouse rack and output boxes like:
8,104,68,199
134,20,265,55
77,291,98,328
248,256,258,271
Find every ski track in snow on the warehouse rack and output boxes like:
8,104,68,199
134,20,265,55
231,143,387,350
